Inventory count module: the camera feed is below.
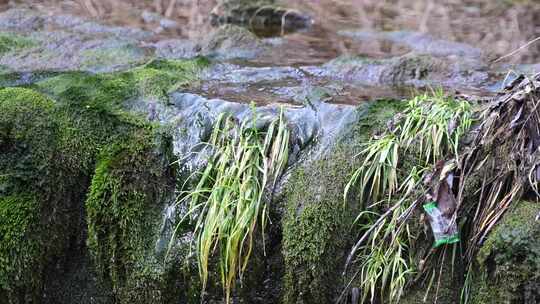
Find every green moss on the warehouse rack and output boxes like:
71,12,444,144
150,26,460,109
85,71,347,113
281,99,403,304
0,194,40,300
0,88,78,302
86,131,176,302
0,32,35,54
0,57,207,303
37,71,133,111
37,57,208,106
33,58,207,165
0,88,58,193
471,201,540,303
35,72,147,173
131,57,208,100
0,80,178,302
144,57,210,72
34,60,204,303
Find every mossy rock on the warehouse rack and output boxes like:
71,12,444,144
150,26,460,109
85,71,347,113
37,57,208,106
0,88,90,303
201,24,264,59
86,131,178,304
131,58,209,100
471,201,540,304
282,153,357,304
0,58,196,302
281,99,404,304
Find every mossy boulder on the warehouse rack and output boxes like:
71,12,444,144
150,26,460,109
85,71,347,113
37,57,208,107
0,56,201,302
201,24,264,60
209,0,311,36
0,87,92,303
471,201,540,304
323,53,489,89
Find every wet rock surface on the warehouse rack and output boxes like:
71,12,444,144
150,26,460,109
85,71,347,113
0,4,539,304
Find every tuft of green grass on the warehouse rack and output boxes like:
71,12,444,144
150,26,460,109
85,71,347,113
345,133,400,205
400,90,473,164
341,91,474,304
345,90,473,206
172,107,289,303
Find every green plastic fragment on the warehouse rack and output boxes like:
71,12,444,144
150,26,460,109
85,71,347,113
423,201,460,247
433,235,460,248
423,201,437,213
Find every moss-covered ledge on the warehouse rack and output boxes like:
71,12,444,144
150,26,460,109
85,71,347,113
86,132,177,304
281,100,404,304
0,72,180,302
0,87,89,303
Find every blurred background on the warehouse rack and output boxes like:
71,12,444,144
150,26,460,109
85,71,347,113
1,0,539,63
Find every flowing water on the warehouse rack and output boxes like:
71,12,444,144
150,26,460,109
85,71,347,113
3,1,539,105
4,0,539,108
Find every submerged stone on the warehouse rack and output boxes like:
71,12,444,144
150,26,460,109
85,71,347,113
322,53,493,91
201,24,265,60
210,0,312,37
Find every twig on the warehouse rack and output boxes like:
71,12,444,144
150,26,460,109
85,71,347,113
492,36,540,63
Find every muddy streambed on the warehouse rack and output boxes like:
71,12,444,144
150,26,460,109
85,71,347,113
0,1,539,304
